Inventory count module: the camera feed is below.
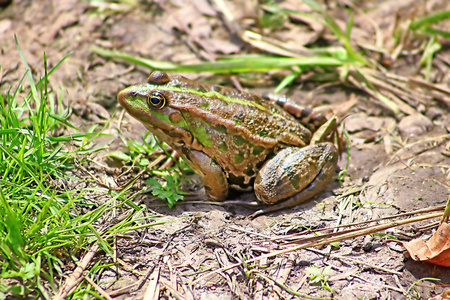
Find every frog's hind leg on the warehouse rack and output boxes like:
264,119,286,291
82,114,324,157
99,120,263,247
250,143,338,219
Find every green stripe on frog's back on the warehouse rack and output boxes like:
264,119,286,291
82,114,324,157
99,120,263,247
122,80,312,149
140,83,269,111
167,88,311,149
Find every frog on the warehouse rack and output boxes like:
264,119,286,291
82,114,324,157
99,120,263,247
118,71,338,218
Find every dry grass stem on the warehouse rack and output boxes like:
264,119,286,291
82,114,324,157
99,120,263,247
143,266,161,300
84,276,113,300
275,205,446,242
54,244,100,300
252,270,331,300
308,248,402,275
193,211,443,285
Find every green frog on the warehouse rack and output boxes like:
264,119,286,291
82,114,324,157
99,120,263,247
118,71,338,217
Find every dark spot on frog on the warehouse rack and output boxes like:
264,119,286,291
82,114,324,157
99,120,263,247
195,84,207,93
212,85,223,93
233,135,246,146
291,173,302,189
197,97,209,108
252,95,263,103
258,129,268,137
252,146,264,155
233,111,245,125
218,141,228,152
214,124,227,134
234,153,244,164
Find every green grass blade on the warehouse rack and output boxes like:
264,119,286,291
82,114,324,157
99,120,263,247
409,10,450,30
421,27,450,38
274,71,299,93
91,47,345,73
90,46,178,70
0,190,26,264
0,143,40,185
15,35,39,103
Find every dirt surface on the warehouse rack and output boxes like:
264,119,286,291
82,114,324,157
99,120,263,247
1,0,449,299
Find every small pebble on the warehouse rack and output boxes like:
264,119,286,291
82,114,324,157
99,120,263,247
397,114,433,137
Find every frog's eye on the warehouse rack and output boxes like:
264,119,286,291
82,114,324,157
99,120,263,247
147,92,166,109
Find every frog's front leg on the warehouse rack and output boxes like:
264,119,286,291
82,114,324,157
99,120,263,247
251,143,338,218
183,149,229,201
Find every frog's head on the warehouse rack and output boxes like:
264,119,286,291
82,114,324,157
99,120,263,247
117,71,193,148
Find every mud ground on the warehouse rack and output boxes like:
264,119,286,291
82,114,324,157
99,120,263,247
0,0,449,299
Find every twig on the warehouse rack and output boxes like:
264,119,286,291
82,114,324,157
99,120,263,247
143,266,161,300
229,225,272,239
273,205,445,243
117,257,145,277
134,220,197,293
135,241,171,292
53,244,99,300
209,0,243,42
192,212,443,285
108,283,138,297
84,276,113,300
387,134,449,165
307,248,402,275
76,152,167,192
161,279,187,300
251,270,331,300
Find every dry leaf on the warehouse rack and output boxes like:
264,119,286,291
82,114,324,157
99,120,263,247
403,223,450,267
428,289,450,300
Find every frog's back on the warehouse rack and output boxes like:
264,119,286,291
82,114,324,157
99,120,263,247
163,75,313,186
167,75,312,146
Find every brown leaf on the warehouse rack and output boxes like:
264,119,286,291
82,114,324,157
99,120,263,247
428,289,450,300
403,223,450,267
